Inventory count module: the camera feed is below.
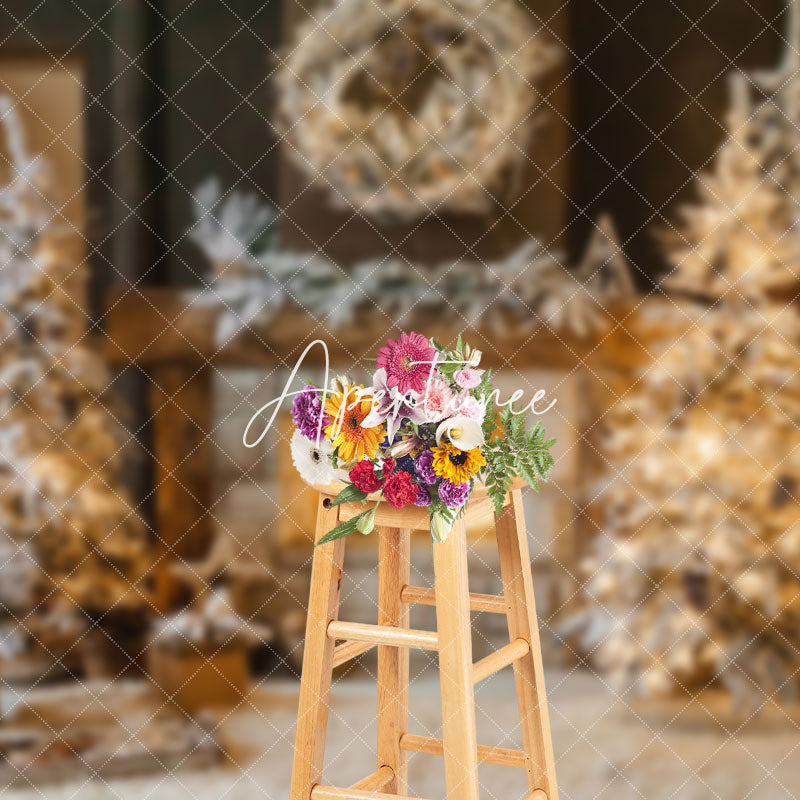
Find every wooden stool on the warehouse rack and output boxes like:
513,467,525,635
290,482,558,800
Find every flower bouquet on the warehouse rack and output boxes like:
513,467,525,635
289,332,556,544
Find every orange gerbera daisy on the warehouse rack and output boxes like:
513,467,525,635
324,385,384,463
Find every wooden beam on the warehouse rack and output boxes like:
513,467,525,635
290,500,346,800
377,527,411,794
103,287,682,371
400,585,507,615
312,787,428,800
327,621,438,651
399,734,528,769
149,364,213,610
496,490,559,798
472,638,531,684
432,517,480,800
349,766,394,792
332,640,375,669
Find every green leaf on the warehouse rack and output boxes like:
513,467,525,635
476,367,492,392
317,517,359,545
527,477,541,493
317,508,372,545
482,406,499,440
489,486,506,517
329,484,369,507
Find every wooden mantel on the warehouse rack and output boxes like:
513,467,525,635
102,286,687,373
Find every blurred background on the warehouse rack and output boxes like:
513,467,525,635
1,0,800,798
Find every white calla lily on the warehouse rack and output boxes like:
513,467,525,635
435,415,484,450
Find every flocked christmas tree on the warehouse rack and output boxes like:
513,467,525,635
662,71,800,300
0,97,150,677
571,6,800,714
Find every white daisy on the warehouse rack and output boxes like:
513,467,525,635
290,429,337,486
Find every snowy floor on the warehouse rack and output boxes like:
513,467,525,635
4,668,800,800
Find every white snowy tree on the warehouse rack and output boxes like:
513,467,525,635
571,25,800,713
662,72,800,301
0,97,150,675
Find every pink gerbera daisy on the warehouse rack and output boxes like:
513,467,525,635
376,332,436,395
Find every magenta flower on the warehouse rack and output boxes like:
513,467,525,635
376,332,436,395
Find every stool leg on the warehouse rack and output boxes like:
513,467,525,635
377,526,411,794
433,518,480,800
290,497,346,800
495,489,558,800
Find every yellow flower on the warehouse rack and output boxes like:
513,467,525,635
324,385,384,463
431,443,486,484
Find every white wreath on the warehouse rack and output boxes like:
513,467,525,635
276,0,561,220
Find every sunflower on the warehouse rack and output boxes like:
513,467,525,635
431,442,486,484
324,385,384,463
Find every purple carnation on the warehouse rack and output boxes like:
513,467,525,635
413,484,432,507
292,385,329,441
438,480,470,509
414,450,437,485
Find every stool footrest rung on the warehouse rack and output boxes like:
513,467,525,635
327,620,438,650
311,787,430,800
526,792,548,800
332,640,375,668
399,733,528,768
400,585,507,615
472,638,530,684
349,766,394,791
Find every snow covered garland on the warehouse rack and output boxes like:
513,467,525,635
289,332,555,544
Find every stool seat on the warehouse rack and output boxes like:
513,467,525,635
313,476,527,498
289,485,558,800
315,477,526,531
